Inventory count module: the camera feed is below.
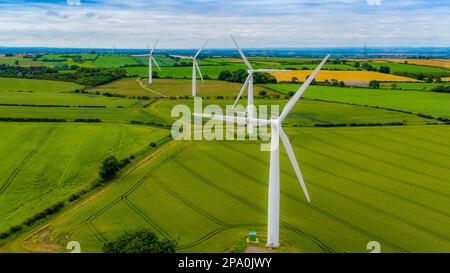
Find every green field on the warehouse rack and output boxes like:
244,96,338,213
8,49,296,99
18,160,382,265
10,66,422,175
1,55,450,253
0,105,167,124
264,84,450,119
368,62,450,77
0,122,170,234
94,55,141,68
3,126,450,253
125,65,247,79
0,91,140,107
0,78,83,93
150,99,431,127
380,82,447,91
90,78,272,98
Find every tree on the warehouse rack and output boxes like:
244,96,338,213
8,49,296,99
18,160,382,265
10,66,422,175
99,156,121,181
378,66,390,74
354,61,360,68
218,70,232,81
103,228,176,253
291,77,299,83
258,90,267,97
254,72,277,84
369,80,380,89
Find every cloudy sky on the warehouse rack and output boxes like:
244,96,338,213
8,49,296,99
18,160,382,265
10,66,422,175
0,0,449,49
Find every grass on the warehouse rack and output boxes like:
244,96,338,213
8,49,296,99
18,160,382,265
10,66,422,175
270,70,420,83
0,78,83,93
368,62,450,77
90,78,272,98
94,55,141,68
0,56,60,67
0,105,168,124
380,82,446,91
0,91,140,107
125,65,247,79
0,122,170,234
150,98,431,127
4,126,450,253
264,84,450,119
374,59,450,70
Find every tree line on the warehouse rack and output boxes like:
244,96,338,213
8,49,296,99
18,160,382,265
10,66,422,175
0,64,126,87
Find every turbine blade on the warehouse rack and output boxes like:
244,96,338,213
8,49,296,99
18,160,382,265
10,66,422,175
279,126,311,202
194,40,209,58
152,56,161,71
170,55,191,59
150,40,159,55
193,113,271,126
195,61,204,82
230,34,253,70
279,55,330,122
232,74,251,108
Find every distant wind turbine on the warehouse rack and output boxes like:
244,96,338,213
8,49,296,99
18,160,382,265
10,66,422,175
195,55,330,248
170,40,208,97
132,41,161,84
231,35,289,134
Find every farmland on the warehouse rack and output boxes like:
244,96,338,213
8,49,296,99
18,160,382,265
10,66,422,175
150,99,431,127
0,54,450,253
373,59,450,69
264,84,450,119
0,123,170,234
0,78,83,93
367,62,450,77
3,126,450,253
90,78,271,98
269,70,419,83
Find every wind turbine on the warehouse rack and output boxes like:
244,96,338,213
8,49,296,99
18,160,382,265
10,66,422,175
194,55,330,248
132,41,161,84
170,40,208,97
231,35,289,134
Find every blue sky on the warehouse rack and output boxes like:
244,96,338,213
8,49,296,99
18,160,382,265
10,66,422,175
0,0,449,48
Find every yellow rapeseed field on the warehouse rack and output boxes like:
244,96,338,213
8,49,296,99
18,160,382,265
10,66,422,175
270,70,420,83
442,77,450,81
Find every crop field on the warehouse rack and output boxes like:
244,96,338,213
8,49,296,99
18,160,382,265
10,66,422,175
0,91,139,107
125,65,247,79
150,99,431,127
94,55,141,68
264,84,450,119
368,62,450,77
4,125,450,253
269,70,420,83
0,105,167,124
0,122,170,234
0,55,450,254
380,82,445,91
0,56,60,67
373,59,450,69
91,78,272,98
0,78,83,93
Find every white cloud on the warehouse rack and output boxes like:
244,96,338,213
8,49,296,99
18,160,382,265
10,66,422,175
0,0,448,48
67,0,81,6
367,0,381,6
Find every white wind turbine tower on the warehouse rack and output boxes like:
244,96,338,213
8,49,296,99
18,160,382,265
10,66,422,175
195,55,330,248
231,35,290,134
132,41,161,84
170,40,208,97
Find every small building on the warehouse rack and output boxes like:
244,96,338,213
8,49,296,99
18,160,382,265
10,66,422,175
247,231,259,243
